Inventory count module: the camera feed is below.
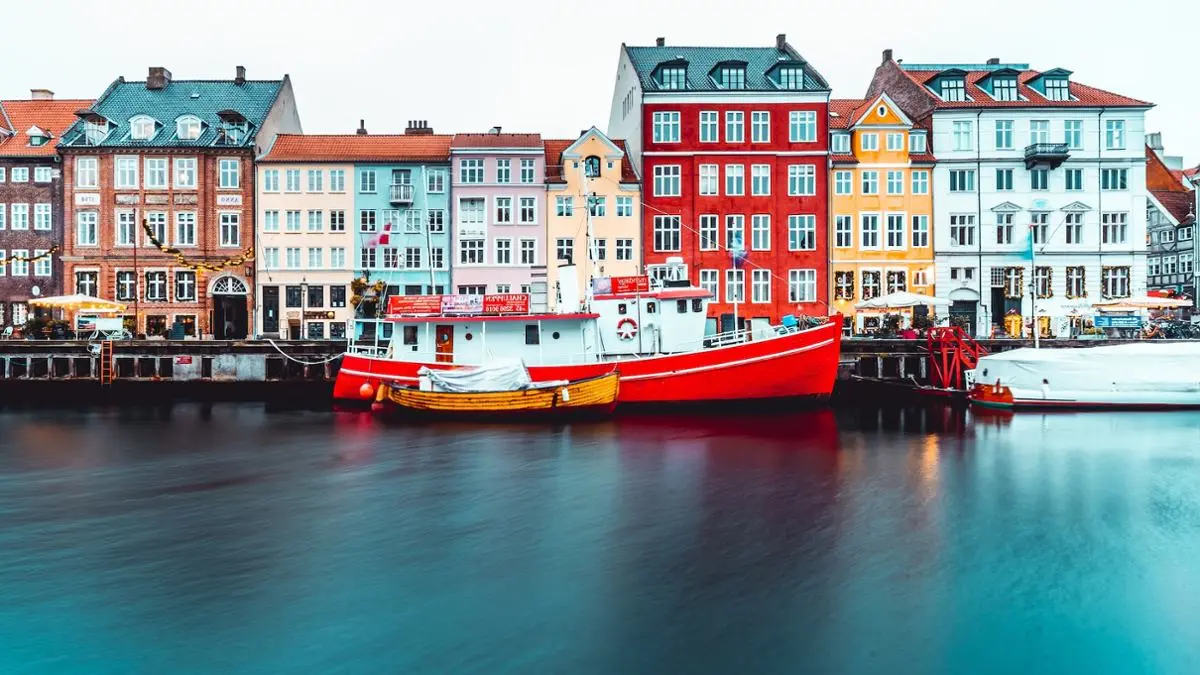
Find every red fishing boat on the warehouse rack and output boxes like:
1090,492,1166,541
333,263,842,409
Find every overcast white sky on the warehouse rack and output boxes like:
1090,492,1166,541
5,0,1196,165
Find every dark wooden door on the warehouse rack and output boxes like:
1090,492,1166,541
435,325,454,363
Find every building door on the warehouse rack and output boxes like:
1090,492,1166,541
210,275,250,340
435,325,454,363
262,286,280,335
949,300,977,337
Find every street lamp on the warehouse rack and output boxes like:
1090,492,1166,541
300,277,308,341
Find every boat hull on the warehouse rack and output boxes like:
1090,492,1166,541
335,319,842,407
374,372,619,420
969,383,1200,411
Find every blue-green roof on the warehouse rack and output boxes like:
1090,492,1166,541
626,44,829,92
60,78,284,148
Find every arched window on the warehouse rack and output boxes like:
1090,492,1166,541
584,155,601,178
130,115,158,140
176,115,203,141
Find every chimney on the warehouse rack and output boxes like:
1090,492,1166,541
776,33,786,51
986,57,1000,65
30,89,54,101
356,119,367,135
405,120,434,135
235,65,246,85
489,126,502,134
146,67,172,90
882,48,893,63
1147,131,1163,151
655,37,665,47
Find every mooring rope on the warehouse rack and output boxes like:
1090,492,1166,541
265,339,346,365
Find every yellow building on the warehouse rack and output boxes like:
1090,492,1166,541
828,94,935,332
544,127,642,310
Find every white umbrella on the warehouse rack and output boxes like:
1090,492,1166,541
29,294,127,312
855,291,948,310
1093,295,1192,310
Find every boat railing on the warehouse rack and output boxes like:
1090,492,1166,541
348,319,393,357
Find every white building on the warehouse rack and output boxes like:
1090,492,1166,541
867,52,1153,336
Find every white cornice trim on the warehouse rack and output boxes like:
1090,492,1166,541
644,150,828,157
643,93,830,105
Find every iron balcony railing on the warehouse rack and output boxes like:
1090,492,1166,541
389,183,414,204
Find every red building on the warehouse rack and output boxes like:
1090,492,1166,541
608,34,831,333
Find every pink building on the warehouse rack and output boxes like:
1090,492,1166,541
450,131,547,307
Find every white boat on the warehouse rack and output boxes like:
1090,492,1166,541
966,342,1200,410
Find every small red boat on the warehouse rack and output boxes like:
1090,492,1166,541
333,268,842,409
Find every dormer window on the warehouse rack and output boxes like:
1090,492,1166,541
658,67,686,90
909,131,927,153
1045,78,1069,101
215,110,251,146
831,133,850,154
716,65,746,90
26,126,49,147
130,115,158,140
777,66,805,90
992,78,1018,101
176,115,203,141
84,121,109,145
584,156,601,178
940,79,966,101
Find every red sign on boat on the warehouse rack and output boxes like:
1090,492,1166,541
387,295,443,315
482,293,530,314
609,276,651,294
440,294,484,315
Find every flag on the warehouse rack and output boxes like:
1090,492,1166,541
368,222,392,247
1018,224,1034,261
729,233,748,268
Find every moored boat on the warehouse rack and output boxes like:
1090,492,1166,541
966,342,1200,411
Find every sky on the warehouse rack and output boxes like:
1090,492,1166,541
4,0,1196,166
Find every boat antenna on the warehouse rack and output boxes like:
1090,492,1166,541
582,160,596,311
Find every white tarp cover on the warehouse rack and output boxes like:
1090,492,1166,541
418,359,533,393
968,343,1200,396
855,291,949,310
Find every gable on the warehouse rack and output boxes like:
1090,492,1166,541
852,93,911,128
562,127,624,159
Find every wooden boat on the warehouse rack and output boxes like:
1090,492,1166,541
373,371,620,420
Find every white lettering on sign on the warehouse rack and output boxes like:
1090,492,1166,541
216,194,243,206
75,193,101,206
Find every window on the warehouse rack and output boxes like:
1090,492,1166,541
699,215,718,251
10,167,28,182
331,247,346,269
949,267,975,282
285,210,301,232
212,158,239,189
76,211,98,245
911,215,929,247
1105,120,1125,149
114,156,138,189
33,204,51,231
995,212,1013,245
952,121,973,151
1030,120,1050,144
751,164,771,196
995,168,1013,191
262,210,280,232
992,78,1018,101
359,247,376,270
31,250,50,277
8,250,28,276
424,168,445,193
129,115,157,140
556,238,574,262
941,79,966,101
619,237,638,261
1148,257,1162,276
789,111,816,142
860,133,879,151
141,211,166,245
699,164,719,196
494,197,513,224
788,165,815,196
653,165,681,196
1030,169,1048,190
699,111,719,142
115,271,136,300
886,133,904,151
616,196,633,217
659,67,686,89
750,269,771,303
175,115,202,141
518,238,537,265
652,111,680,143
777,67,805,89
1181,227,1194,242
307,210,325,233
834,170,852,195
834,271,855,301
1031,212,1049,244
949,170,975,192
1180,253,1194,274
653,216,681,251
699,269,718,298
326,210,344,233
1065,212,1084,244
788,215,815,251
1102,212,1128,244
9,204,28,230
519,197,536,224
911,170,929,195
835,216,853,248
861,171,878,195
220,213,240,247
520,159,535,183
749,214,770,251
1161,229,1175,243
174,157,196,188
886,214,905,249
1065,168,1083,191
1058,266,1085,299
588,196,606,217
886,270,907,294
141,271,166,302
724,269,745,303
356,170,376,192
459,239,485,265
75,157,98,188
950,215,976,246
886,171,904,195
458,199,484,233
725,111,744,143
725,165,744,195
1102,169,1128,190
589,238,607,262
583,156,601,178
75,271,98,297
286,247,301,269
1064,120,1083,149
718,66,746,90
789,269,817,303
299,168,320,192
493,239,512,265
168,271,196,301
909,132,927,153
358,209,377,233
860,214,879,248
725,215,744,250
1102,266,1130,298
1163,256,1177,274
308,247,324,269
831,133,850,154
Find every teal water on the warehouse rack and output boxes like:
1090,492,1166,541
0,404,1198,674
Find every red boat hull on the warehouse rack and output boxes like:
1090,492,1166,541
334,319,842,407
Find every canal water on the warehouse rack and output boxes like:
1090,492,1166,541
1,404,1199,675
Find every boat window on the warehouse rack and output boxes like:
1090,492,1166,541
552,331,560,340
618,303,627,315
402,326,418,346
676,299,688,313
691,299,703,312
525,324,540,345
464,333,473,341
647,302,657,314
381,323,394,339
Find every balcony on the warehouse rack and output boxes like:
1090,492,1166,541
389,183,414,205
1024,142,1070,170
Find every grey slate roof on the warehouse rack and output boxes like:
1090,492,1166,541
625,44,830,92
59,78,284,149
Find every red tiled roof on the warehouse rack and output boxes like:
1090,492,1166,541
899,69,1151,109
1184,166,1200,182
0,98,94,157
828,99,866,129
1150,190,1196,225
543,137,640,183
451,133,542,149
260,134,452,162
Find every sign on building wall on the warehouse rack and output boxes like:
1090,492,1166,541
217,194,243,206
75,193,100,206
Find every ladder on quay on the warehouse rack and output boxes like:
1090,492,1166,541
99,340,115,385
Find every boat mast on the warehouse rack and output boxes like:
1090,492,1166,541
422,166,436,294
1030,222,1039,349
582,161,596,311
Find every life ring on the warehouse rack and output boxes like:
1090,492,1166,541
616,317,638,341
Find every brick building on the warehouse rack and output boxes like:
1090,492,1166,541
0,90,93,328
57,66,300,338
